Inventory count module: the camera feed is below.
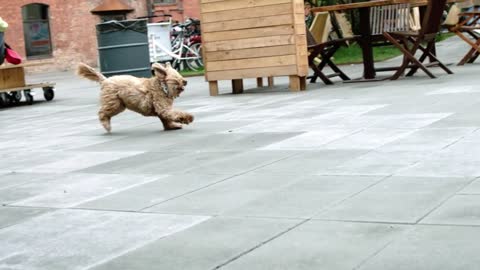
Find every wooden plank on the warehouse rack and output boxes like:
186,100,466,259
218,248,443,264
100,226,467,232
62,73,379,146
232,79,244,94
207,55,297,71
201,3,292,23
204,35,295,52
201,0,291,13
202,14,293,33
294,30,309,77
206,65,299,81
0,67,26,89
209,81,219,96
205,45,297,61
203,25,295,42
294,23,307,35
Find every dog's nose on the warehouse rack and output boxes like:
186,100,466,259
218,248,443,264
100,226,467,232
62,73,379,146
182,80,188,86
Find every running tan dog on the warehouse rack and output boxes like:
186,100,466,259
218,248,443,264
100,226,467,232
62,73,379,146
77,63,194,132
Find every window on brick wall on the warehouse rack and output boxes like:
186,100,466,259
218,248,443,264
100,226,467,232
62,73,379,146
22,3,53,58
153,0,177,4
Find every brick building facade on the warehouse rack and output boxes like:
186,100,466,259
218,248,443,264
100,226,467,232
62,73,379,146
152,0,200,23
0,0,200,72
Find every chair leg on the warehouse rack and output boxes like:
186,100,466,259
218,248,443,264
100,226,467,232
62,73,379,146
322,44,351,81
312,64,334,85
308,44,340,85
454,31,480,65
406,43,429,77
384,33,436,79
468,51,480,63
459,37,480,65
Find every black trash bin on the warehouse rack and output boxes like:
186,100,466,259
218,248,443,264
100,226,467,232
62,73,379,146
0,32,5,65
96,19,151,78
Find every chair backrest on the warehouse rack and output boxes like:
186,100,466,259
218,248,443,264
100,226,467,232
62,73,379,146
421,0,449,35
370,3,410,35
309,12,332,44
444,4,462,25
409,7,421,31
332,11,354,38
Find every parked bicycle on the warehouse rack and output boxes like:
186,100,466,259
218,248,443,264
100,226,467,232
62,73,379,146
169,18,203,71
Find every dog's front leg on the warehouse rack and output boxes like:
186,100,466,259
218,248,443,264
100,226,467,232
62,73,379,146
156,109,193,130
169,109,194,125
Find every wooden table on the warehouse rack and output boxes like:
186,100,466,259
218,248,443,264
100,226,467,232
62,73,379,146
312,0,461,80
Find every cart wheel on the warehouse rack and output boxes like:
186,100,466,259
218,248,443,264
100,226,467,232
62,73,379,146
43,87,55,101
24,90,34,105
0,93,8,107
10,91,22,103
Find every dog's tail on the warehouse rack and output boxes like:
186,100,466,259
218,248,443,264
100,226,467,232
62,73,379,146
77,63,106,83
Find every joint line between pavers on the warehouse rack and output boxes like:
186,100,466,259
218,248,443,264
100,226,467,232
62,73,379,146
212,219,310,270
414,175,480,224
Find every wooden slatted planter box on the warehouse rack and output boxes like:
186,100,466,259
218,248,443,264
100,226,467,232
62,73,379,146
200,0,308,96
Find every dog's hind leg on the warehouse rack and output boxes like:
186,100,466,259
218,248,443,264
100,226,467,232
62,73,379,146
98,100,125,132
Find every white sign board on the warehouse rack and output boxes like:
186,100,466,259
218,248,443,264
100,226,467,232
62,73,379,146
148,22,173,63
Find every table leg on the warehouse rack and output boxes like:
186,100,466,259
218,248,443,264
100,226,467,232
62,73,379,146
358,7,376,79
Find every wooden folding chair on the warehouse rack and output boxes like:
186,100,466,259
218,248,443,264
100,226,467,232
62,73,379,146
307,12,358,84
382,0,453,79
445,1,480,65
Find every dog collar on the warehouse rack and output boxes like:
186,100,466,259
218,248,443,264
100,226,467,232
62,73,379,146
161,82,169,95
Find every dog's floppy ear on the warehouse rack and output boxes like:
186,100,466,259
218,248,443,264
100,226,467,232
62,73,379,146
152,63,167,79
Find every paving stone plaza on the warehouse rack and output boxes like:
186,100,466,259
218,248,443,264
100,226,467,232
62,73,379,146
1,37,480,269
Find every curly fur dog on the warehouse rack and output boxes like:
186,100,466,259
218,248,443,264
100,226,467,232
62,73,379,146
77,62,194,132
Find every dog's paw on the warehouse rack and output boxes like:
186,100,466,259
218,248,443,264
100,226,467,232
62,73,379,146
178,114,194,124
164,122,183,130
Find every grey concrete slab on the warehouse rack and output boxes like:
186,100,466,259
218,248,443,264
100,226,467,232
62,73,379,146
227,175,383,219
144,173,303,215
185,150,297,175
1,173,161,207
357,225,480,270
79,151,239,175
261,129,359,150
0,206,50,229
88,217,300,270
420,195,480,225
1,150,142,174
317,151,433,176
459,177,480,194
0,209,209,270
220,220,408,270
397,159,480,178
376,127,476,153
163,132,303,152
323,128,417,150
76,174,233,211
316,176,472,223
252,150,368,175
0,173,53,191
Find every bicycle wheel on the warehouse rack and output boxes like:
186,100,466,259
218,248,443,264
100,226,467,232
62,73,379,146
184,43,203,71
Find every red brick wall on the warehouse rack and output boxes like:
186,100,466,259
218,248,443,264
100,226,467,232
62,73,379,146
183,0,200,20
152,0,200,23
0,0,148,72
